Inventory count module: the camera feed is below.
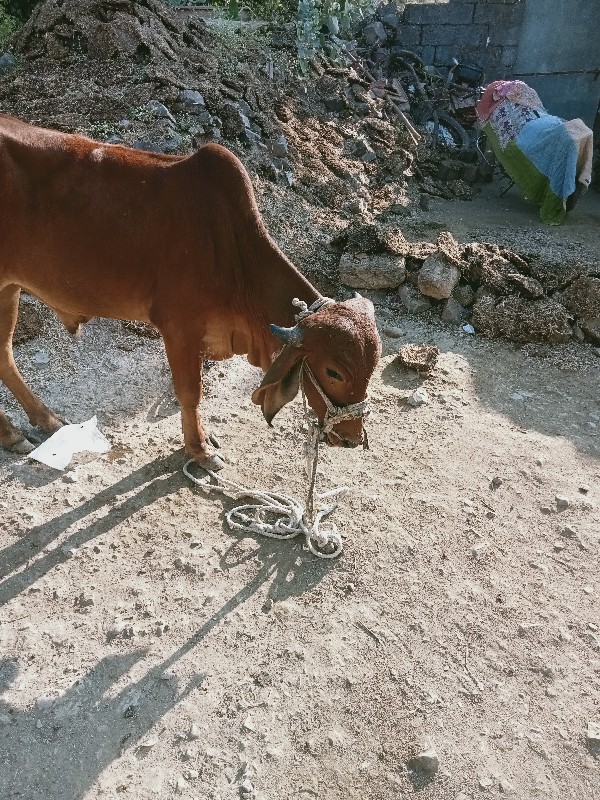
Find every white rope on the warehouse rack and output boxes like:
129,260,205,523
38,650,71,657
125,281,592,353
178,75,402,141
183,456,347,559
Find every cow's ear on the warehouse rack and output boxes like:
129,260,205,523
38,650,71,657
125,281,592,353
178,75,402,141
251,346,303,425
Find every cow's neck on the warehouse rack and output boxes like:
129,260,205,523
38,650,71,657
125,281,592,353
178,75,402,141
248,233,320,328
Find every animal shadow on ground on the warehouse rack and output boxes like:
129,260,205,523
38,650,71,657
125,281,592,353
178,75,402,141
0,651,205,800
0,448,334,609
0,468,334,799
0,451,187,605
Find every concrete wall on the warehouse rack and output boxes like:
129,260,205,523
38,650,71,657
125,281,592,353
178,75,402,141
391,0,599,126
513,0,600,127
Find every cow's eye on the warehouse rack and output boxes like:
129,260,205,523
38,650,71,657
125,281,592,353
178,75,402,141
326,368,343,381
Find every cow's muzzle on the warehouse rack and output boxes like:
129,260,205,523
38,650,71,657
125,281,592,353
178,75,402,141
326,428,368,449
301,361,370,450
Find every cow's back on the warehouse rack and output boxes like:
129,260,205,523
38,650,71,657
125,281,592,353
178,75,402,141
0,117,258,321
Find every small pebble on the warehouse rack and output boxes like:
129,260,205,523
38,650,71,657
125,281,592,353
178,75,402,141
499,778,515,794
189,723,202,740
586,721,600,742
555,495,570,511
139,735,158,749
408,388,429,407
382,326,405,338
471,541,488,558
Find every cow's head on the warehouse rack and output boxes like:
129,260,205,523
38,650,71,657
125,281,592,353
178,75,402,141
251,296,381,448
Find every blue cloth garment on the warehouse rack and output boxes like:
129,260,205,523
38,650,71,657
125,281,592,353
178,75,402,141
516,115,578,201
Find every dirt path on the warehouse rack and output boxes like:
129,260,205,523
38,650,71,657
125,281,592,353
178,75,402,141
1,190,599,800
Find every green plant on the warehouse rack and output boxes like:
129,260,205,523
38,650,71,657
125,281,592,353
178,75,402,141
296,0,374,73
2,0,36,24
0,3,17,47
210,0,297,21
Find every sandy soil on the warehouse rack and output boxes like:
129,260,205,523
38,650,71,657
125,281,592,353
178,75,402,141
1,186,599,800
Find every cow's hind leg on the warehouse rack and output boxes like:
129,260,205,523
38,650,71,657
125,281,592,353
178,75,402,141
0,286,64,446
161,329,225,471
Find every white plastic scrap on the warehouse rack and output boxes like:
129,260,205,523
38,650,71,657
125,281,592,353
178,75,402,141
462,324,475,334
27,416,110,470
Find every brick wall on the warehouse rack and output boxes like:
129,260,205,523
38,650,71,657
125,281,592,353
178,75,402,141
390,0,525,81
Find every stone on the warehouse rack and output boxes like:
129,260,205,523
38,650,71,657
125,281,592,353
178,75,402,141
363,21,388,46
580,317,600,343
586,721,600,742
189,723,202,740
418,253,461,299
323,95,346,113
196,111,214,126
561,525,577,537
441,297,469,325
399,284,432,314
146,101,175,122
32,350,49,366
408,747,439,775
382,326,404,338
452,283,475,307
163,134,182,152
555,495,570,511
347,198,368,215
408,388,429,407
269,135,288,158
471,541,488,558
344,138,369,157
0,53,16,72
177,89,206,110
242,128,261,146
361,148,378,163
499,779,515,794
339,252,405,289
132,139,163,153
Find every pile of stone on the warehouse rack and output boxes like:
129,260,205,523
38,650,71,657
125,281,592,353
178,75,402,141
334,223,600,345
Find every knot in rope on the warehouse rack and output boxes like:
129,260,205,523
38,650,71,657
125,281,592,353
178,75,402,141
292,296,335,322
183,460,346,559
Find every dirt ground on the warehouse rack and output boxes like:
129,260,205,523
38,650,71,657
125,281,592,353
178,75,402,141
1,179,599,800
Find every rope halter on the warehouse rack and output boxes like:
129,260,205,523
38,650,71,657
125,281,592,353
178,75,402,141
301,360,369,445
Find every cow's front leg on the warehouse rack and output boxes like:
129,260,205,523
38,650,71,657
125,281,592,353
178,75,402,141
162,330,225,471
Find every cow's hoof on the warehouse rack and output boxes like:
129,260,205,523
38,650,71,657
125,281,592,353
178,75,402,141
9,437,36,455
201,452,226,472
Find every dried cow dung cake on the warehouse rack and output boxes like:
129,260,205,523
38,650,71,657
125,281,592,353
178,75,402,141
397,343,439,374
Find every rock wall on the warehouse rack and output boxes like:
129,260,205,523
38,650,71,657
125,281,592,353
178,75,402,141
388,0,524,79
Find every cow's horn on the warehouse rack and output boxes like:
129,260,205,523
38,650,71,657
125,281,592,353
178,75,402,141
269,324,304,346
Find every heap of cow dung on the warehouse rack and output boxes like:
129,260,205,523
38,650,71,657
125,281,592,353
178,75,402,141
333,223,600,345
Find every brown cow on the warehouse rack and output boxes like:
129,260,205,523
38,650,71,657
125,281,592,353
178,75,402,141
0,114,381,469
